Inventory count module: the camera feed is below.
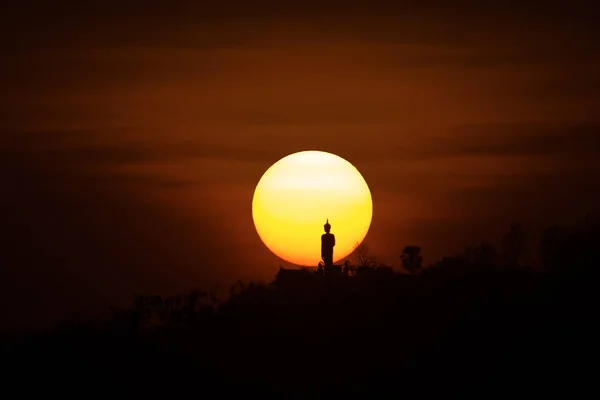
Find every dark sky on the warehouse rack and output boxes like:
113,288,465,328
1,1,599,330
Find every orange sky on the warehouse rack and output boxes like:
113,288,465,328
1,1,599,330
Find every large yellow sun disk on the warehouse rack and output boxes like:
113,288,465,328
252,151,373,266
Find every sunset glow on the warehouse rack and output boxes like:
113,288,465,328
252,151,373,266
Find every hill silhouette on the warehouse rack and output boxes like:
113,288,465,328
2,215,600,397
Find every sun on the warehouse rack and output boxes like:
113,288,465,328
252,150,373,266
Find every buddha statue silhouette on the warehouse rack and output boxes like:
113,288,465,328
321,219,336,267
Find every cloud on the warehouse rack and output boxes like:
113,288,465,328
336,122,600,165
3,1,598,57
436,122,600,159
1,127,280,166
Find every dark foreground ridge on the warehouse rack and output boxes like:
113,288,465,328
3,217,600,397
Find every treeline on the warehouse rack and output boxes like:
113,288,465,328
2,214,600,397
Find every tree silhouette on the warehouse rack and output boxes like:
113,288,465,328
400,246,423,274
539,215,600,275
354,242,378,268
501,222,527,268
472,240,498,269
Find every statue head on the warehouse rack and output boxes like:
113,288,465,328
324,219,331,233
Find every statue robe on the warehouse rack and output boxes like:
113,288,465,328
321,233,336,266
